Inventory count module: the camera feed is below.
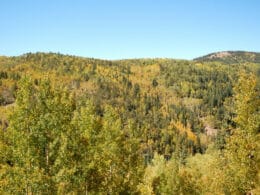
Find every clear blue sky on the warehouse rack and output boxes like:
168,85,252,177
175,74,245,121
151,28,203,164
0,0,259,59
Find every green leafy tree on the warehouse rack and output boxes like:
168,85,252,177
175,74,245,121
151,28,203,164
0,77,76,194
223,71,260,194
55,100,102,194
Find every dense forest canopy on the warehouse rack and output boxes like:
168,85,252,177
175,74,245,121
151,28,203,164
0,51,259,194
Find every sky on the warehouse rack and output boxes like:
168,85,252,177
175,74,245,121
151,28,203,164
0,0,260,60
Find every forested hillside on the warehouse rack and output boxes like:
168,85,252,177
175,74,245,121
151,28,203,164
0,52,259,194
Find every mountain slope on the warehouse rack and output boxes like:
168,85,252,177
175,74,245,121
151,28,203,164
194,51,260,64
0,51,259,194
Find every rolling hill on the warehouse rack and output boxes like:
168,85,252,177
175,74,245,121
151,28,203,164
194,51,260,64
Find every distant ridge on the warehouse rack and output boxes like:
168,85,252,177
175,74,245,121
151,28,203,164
194,51,260,64
1,51,260,63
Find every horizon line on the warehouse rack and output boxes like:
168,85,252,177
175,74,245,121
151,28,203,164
1,50,259,61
